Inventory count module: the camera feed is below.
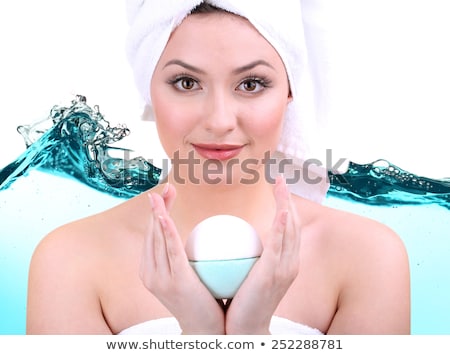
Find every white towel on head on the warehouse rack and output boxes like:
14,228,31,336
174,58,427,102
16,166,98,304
126,0,330,203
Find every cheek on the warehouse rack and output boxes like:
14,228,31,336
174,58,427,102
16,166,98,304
152,93,186,156
154,115,173,155
243,100,287,146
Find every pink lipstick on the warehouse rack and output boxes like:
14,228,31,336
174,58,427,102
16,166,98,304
193,143,244,161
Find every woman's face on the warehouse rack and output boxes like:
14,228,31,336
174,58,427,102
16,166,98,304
151,12,291,185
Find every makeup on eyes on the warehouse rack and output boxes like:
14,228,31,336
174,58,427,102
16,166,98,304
166,72,273,94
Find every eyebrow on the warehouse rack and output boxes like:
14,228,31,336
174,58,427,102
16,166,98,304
163,59,206,74
163,59,275,75
232,60,275,75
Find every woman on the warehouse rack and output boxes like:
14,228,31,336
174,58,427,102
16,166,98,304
26,1,410,334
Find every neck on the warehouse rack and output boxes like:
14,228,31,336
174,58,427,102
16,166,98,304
166,168,276,238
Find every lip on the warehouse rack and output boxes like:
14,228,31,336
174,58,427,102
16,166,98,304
192,143,244,161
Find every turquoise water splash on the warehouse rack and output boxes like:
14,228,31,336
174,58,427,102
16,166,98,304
2,95,449,207
2,94,449,207
0,95,160,198
328,160,450,210
0,96,449,334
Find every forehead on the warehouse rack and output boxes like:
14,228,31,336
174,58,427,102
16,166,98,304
159,12,285,69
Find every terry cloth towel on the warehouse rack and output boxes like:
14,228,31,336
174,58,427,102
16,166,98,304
118,316,323,335
125,0,330,203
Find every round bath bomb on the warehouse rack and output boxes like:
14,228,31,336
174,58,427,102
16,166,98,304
185,215,263,299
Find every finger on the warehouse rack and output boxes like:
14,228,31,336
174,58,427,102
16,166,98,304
162,182,177,212
266,176,289,258
157,211,189,276
283,187,302,254
274,175,289,213
140,194,156,281
280,207,300,266
273,175,300,251
150,192,171,275
279,193,302,273
264,208,288,261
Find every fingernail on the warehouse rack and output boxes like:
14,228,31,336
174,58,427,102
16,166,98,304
162,182,170,197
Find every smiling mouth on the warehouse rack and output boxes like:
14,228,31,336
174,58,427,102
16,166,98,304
192,144,245,160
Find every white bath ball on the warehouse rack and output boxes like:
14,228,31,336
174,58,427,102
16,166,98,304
185,215,263,299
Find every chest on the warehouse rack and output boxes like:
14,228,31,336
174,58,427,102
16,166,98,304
100,242,338,335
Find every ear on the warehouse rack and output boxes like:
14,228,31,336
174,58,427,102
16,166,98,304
287,89,293,103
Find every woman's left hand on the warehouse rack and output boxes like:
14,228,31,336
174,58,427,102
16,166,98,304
224,176,302,334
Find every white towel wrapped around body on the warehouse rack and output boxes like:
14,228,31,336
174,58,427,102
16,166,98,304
126,0,330,202
118,316,323,335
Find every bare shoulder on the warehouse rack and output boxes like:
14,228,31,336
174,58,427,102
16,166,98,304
30,204,119,272
27,209,112,333
296,196,408,266
27,194,148,334
30,192,150,267
321,202,406,256
294,197,410,334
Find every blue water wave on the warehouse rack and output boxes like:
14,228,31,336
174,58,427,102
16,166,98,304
0,95,160,198
328,160,450,210
1,95,449,209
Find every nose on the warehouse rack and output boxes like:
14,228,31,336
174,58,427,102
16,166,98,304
202,89,237,135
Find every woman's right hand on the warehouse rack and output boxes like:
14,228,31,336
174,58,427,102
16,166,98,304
140,184,225,334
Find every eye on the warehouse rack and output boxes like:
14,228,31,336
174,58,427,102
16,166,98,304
242,80,258,92
237,77,271,93
168,76,201,92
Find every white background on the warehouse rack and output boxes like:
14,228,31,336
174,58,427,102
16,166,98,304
0,0,449,179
